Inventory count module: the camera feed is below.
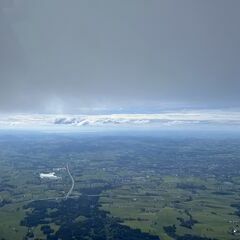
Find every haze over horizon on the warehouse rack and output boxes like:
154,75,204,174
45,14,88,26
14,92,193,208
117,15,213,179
1,0,240,114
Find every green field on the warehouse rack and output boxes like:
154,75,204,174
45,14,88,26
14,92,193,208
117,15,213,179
100,175,240,240
1,133,240,239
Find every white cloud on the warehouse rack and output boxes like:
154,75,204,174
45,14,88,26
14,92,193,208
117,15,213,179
0,110,240,129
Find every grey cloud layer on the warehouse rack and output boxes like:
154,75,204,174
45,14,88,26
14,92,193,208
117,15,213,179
1,0,240,113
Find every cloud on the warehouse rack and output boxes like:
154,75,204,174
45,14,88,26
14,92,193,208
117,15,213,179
0,1,240,113
0,110,240,129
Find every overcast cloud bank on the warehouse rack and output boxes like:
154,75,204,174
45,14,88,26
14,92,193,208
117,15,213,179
1,1,240,113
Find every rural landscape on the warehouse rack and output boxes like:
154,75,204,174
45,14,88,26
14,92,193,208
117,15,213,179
1,0,240,240
0,132,240,240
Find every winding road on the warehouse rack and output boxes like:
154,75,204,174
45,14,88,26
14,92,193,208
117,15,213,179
66,163,75,199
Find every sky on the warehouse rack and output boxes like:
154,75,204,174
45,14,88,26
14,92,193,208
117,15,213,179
1,0,240,114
